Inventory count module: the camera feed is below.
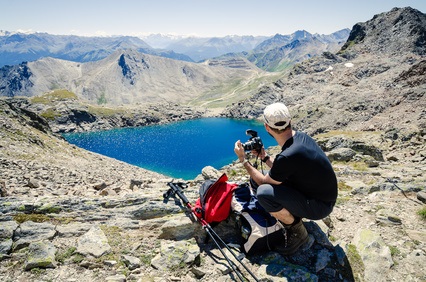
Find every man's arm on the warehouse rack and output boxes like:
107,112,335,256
251,148,274,168
235,140,281,186
242,161,281,186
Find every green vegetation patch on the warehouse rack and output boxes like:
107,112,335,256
97,93,107,105
56,247,77,263
30,267,46,276
333,160,369,172
315,130,382,140
338,41,356,54
351,162,369,172
37,203,62,214
39,108,62,121
87,105,125,117
13,213,74,225
273,60,293,72
335,195,351,206
389,245,401,257
346,244,365,282
31,89,78,105
417,207,426,220
72,253,85,264
100,225,124,249
97,225,133,264
140,253,154,266
328,235,338,242
188,72,282,108
338,181,352,191
13,213,51,223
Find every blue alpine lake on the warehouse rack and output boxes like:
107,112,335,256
62,118,275,180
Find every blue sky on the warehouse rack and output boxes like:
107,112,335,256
1,0,425,37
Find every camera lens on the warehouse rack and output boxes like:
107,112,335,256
242,130,263,151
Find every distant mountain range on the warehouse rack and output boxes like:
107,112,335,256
152,35,270,62
0,29,350,71
0,49,263,105
0,25,353,105
245,29,350,71
0,32,193,67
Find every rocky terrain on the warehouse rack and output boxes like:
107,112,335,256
245,29,350,72
1,89,425,282
222,7,426,138
0,6,425,282
5,93,208,133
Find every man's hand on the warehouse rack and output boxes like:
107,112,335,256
234,140,245,162
251,147,266,159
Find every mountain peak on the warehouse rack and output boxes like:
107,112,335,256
293,30,312,38
340,6,426,56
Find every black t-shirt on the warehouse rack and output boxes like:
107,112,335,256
269,131,338,202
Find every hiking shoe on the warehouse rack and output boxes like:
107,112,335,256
274,219,310,256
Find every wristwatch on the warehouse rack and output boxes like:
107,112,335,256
261,155,270,163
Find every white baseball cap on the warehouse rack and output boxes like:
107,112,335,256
263,102,291,130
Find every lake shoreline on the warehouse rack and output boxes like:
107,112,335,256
62,117,275,180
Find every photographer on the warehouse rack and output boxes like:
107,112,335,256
234,102,337,255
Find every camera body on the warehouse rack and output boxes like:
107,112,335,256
242,129,263,152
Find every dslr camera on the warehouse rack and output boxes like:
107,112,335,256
242,129,263,152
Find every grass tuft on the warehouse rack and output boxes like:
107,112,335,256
417,207,426,220
13,213,51,223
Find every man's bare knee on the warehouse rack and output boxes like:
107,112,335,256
270,208,295,225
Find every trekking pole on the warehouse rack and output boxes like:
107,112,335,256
165,182,260,282
203,226,246,282
165,182,245,281
203,222,260,282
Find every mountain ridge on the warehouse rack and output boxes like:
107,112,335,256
0,29,349,71
0,32,195,67
222,7,426,136
252,29,349,53
0,49,264,106
340,6,426,56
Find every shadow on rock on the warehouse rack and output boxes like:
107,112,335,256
210,219,356,281
260,221,355,281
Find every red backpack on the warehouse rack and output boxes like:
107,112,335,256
192,173,238,224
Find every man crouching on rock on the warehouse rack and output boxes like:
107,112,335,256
234,102,338,255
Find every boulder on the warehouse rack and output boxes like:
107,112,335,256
24,240,57,270
327,148,356,162
150,238,200,271
201,166,222,180
352,229,393,282
76,225,111,258
121,254,141,270
417,191,426,204
13,221,57,251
